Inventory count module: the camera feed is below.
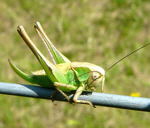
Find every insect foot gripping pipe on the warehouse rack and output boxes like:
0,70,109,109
1,82,150,112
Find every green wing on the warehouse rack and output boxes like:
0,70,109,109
34,21,71,64
75,67,91,82
65,67,90,87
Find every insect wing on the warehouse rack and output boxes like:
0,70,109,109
74,67,91,83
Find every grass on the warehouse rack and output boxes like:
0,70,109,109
0,0,150,128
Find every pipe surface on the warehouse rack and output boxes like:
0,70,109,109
0,82,150,112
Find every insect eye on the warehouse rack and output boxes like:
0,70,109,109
92,74,99,80
93,75,97,79
91,72,102,81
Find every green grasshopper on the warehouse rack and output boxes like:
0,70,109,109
9,22,105,106
9,22,150,106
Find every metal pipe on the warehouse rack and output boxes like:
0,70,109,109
0,82,150,112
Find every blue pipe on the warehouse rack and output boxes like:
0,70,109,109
0,82,150,112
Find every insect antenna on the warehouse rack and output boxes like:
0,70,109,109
107,43,150,71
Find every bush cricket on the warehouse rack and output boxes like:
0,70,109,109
9,22,150,106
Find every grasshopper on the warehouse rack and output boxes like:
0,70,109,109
9,22,105,106
9,22,150,106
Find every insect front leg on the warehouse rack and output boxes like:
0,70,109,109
73,85,94,107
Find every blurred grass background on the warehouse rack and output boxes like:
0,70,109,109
0,0,150,128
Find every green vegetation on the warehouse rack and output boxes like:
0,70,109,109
0,0,150,128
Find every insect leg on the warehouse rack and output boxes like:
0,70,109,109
55,87,70,101
73,85,95,107
54,82,77,101
54,82,77,89
34,21,71,64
